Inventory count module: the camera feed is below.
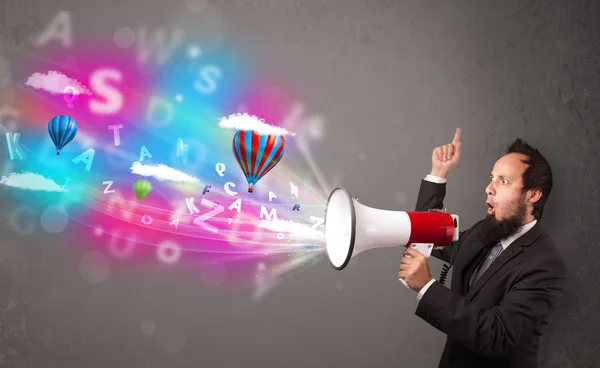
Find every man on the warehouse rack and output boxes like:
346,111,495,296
398,128,567,368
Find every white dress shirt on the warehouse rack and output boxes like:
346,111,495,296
415,174,538,301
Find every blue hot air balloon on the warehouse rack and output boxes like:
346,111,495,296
48,115,78,155
232,130,285,193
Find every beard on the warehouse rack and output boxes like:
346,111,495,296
480,194,527,245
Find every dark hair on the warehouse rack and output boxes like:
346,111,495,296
506,138,553,220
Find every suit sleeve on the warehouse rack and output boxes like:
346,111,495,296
415,178,476,264
415,254,567,358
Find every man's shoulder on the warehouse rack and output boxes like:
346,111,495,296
524,229,567,274
530,228,561,255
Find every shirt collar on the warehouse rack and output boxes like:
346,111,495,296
500,219,537,250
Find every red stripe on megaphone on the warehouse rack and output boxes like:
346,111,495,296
406,211,455,246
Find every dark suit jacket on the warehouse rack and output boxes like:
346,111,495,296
414,179,567,368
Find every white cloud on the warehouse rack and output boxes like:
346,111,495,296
218,113,296,136
24,70,92,96
258,219,324,242
130,161,199,183
0,172,67,192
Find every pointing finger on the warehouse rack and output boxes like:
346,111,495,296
452,127,461,145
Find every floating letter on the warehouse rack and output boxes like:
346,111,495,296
72,148,95,172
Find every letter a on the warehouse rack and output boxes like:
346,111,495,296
35,11,72,47
228,199,242,213
269,191,277,202
72,148,95,172
139,145,152,161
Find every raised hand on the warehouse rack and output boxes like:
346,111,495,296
431,127,461,179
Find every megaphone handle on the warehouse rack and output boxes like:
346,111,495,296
398,243,434,288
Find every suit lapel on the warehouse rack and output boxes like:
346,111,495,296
465,243,524,300
464,223,543,300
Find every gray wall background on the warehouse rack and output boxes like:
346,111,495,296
1,0,599,367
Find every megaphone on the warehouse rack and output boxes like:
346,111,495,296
324,186,459,287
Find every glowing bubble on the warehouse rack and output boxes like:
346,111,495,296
185,0,208,12
187,46,201,58
113,27,136,48
156,241,182,265
8,206,35,235
108,234,136,260
358,153,367,162
141,320,156,336
79,250,111,284
40,205,69,233
200,262,226,286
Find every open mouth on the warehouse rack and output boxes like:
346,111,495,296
486,202,495,215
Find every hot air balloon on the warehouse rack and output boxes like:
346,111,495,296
232,130,285,193
48,115,78,155
133,179,152,201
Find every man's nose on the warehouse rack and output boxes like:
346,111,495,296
486,181,495,196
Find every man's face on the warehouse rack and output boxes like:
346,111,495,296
481,153,530,242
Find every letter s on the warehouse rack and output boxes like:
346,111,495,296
89,68,124,115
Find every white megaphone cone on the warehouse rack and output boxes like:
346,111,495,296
324,186,459,288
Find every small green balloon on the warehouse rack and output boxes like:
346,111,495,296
133,179,152,201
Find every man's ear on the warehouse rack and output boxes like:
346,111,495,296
528,188,542,204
